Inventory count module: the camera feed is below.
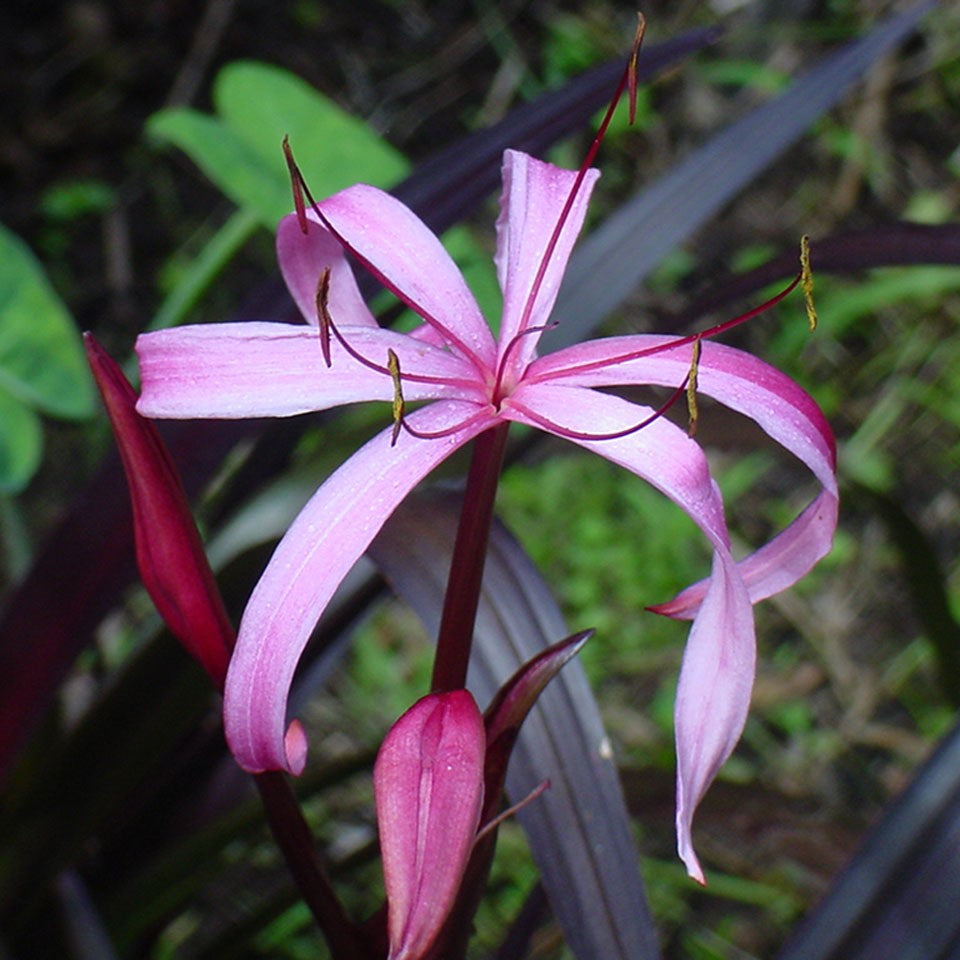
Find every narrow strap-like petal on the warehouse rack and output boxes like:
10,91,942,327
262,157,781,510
136,322,483,419
317,184,497,372
375,691,485,960
223,401,498,773
276,210,378,328
494,150,599,383
503,382,754,882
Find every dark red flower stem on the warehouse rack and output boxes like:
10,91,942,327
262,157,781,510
431,423,511,693
255,772,372,960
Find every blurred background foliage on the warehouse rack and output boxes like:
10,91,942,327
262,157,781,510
1,1,959,957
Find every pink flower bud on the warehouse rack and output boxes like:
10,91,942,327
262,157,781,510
374,690,485,960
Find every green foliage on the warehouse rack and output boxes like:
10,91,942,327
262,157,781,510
148,60,409,228
0,223,94,492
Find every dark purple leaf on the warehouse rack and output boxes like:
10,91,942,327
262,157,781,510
369,493,661,960
777,717,960,960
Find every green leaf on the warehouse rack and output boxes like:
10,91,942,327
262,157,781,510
148,60,408,228
0,386,42,494
0,223,94,420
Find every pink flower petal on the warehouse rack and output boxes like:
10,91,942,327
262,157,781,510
673,550,755,884
223,402,498,773
318,184,497,372
494,150,599,383
375,691,485,960
276,210,378,328
136,322,482,419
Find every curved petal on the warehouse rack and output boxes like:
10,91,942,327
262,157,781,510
223,401,499,773
529,335,838,606
318,185,497,372
674,550,755,884
276,210,377,327
503,381,754,882
494,151,599,382
136,322,483,419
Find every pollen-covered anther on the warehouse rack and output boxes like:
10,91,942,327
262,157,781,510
387,348,405,446
686,338,702,437
800,235,818,331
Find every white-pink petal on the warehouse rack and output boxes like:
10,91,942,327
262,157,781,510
223,401,498,773
276,211,378,328
136,322,482,419
674,550,755,884
494,150,599,382
318,184,498,371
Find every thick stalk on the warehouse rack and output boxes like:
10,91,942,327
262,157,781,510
254,771,370,960
431,423,510,693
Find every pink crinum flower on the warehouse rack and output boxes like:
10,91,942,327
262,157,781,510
136,147,837,881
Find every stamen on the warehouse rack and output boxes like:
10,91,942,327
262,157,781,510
494,323,558,402
686,338,701,437
507,21,646,371
800,235,818,330
532,268,807,385
387,348,404,447
282,135,309,235
513,375,691,443
315,266,333,367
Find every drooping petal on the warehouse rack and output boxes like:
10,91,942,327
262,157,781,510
494,150,599,381
136,322,483,419
317,184,497,371
674,550,755,884
276,210,378,328
504,381,755,881
528,335,838,606
223,401,498,773
85,334,233,688
375,691,485,960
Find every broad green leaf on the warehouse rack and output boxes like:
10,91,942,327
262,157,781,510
148,60,408,228
0,224,94,419
0,386,42,494
147,110,288,227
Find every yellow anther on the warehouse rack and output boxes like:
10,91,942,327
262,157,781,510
686,338,702,437
800,235,818,331
387,349,405,446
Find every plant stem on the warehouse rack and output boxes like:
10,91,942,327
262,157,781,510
254,771,370,960
431,423,510,693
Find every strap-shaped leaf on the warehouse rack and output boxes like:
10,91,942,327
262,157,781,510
544,1,935,352
369,493,661,960
777,717,960,960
